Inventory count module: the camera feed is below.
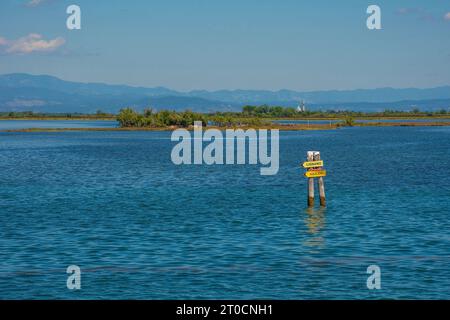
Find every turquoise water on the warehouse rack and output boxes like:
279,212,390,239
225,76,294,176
0,126,449,299
0,119,447,131
0,120,118,130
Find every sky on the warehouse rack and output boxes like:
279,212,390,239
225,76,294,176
0,0,449,91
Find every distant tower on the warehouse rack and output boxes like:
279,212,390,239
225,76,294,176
297,100,306,112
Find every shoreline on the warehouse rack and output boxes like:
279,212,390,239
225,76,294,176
2,115,450,122
2,121,450,133
0,117,116,121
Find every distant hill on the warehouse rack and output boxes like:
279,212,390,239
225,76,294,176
0,73,449,113
0,73,177,96
189,87,450,105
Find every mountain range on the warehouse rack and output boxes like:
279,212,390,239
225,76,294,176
0,73,449,113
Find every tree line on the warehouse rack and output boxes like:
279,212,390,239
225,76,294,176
116,108,270,128
1,105,448,128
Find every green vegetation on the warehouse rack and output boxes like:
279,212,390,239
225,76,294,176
240,106,450,119
242,105,298,117
1,106,449,130
207,106,450,122
117,108,208,128
340,115,355,127
116,107,271,128
116,105,450,128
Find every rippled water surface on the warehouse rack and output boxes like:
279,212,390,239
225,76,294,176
0,120,118,130
0,126,449,299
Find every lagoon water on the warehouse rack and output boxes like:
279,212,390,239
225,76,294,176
0,120,118,130
1,119,448,131
0,126,449,299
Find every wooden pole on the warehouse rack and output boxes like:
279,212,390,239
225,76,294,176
307,151,315,207
314,152,326,207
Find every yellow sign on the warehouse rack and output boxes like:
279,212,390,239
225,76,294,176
302,160,324,168
305,170,327,178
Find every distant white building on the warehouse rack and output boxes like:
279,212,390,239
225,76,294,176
297,100,306,112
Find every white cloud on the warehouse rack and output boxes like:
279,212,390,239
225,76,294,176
395,7,436,22
396,8,418,15
26,0,47,7
445,12,450,21
6,99,47,108
0,34,65,54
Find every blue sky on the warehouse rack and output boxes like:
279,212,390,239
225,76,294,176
0,0,449,91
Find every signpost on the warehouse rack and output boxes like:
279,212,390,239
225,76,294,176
303,151,326,207
305,170,327,178
302,160,324,169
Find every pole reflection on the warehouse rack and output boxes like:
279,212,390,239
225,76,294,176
303,207,326,251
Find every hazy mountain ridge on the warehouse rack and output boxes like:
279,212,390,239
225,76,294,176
0,73,449,113
0,73,177,97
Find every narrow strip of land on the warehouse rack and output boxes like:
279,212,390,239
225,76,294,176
1,106,450,132
3,121,450,133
